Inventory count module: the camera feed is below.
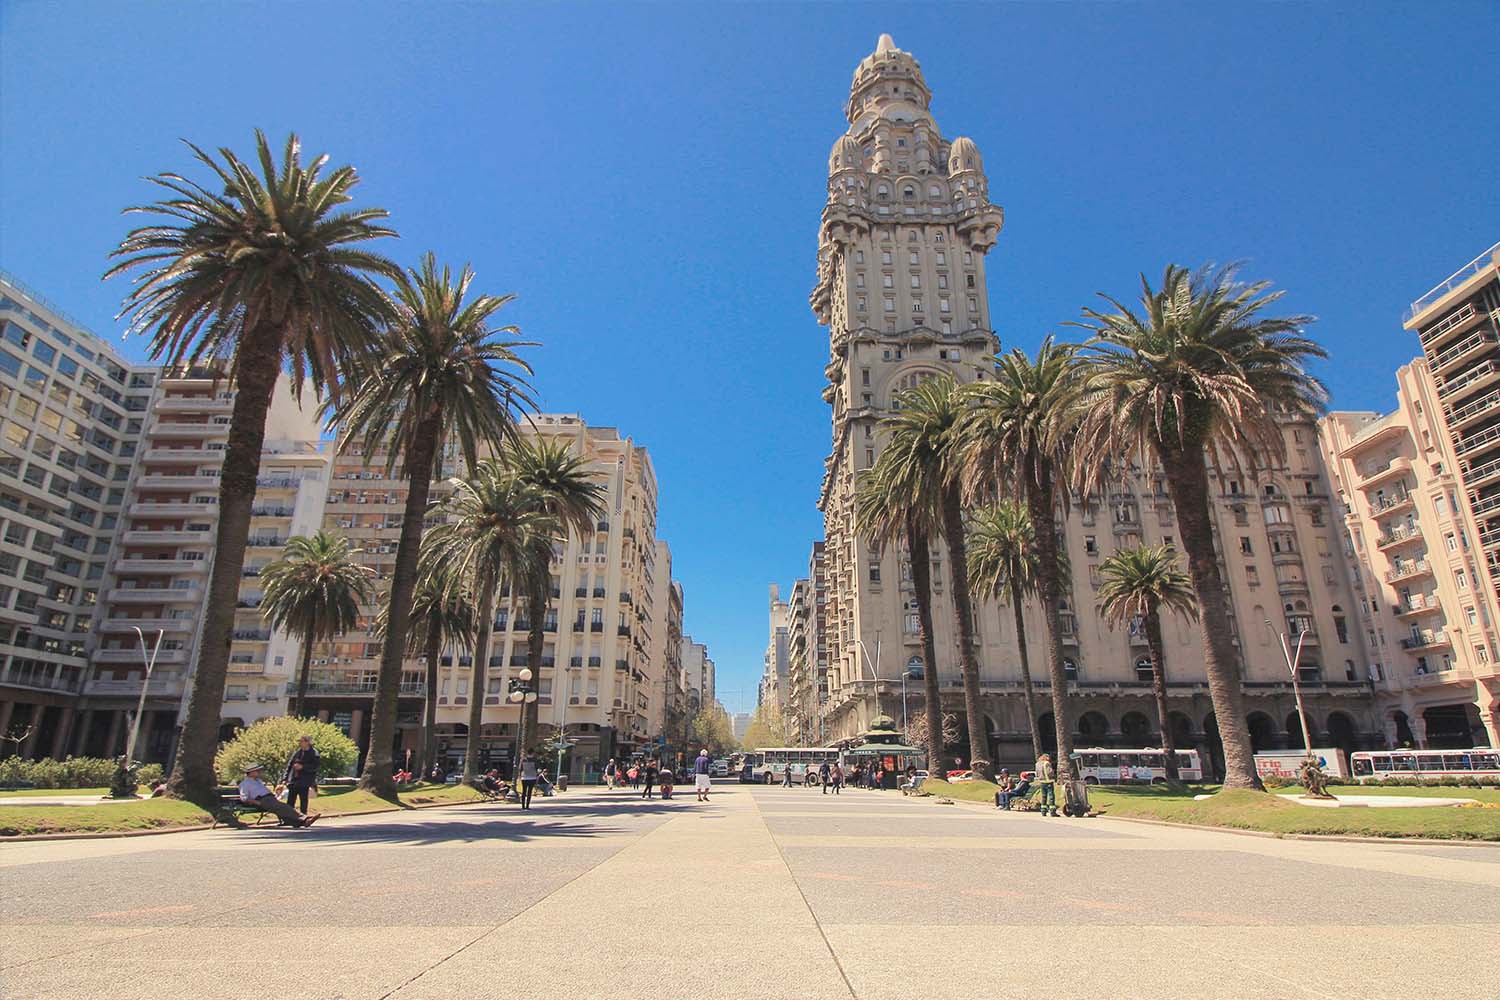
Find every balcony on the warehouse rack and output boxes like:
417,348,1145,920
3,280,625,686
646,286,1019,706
143,447,223,463
574,587,587,598
1358,457,1411,488
1400,629,1451,651
1394,595,1441,618
304,681,427,696
1430,330,1496,375
1470,492,1500,517
569,656,583,668
121,529,213,544
1445,387,1500,429
619,591,632,603
231,629,271,642
93,647,188,665
1456,422,1500,459
1368,492,1415,516
592,587,606,599
150,420,229,438
588,656,602,668
0,663,85,694
1375,524,1423,550
155,397,233,413
108,587,202,603
137,474,220,490
590,622,603,633
1411,663,1474,687
86,674,187,698
617,625,631,637
246,536,288,548
1462,455,1500,489
616,658,629,671
129,501,217,517
1438,360,1500,399
114,558,209,574
1405,243,1500,326
250,506,294,518
99,616,195,633
1419,301,1484,350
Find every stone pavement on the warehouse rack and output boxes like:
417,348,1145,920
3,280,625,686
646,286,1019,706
1,782,1497,999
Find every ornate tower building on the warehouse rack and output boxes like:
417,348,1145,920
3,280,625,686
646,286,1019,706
810,35,1004,739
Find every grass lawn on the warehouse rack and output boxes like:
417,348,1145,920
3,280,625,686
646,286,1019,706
0,780,491,838
916,778,1500,841
0,786,132,799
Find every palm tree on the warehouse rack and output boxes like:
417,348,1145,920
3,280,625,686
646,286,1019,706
331,253,535,798
260,531,374,718
1097,544,1198,782
854,465,944,772
106,131,398,808
501,437,607,750
967,501,1059,764
1074,264,1325,790
421,463,558,784
373,557,475,778
960,338,1084,777
879,375,991,779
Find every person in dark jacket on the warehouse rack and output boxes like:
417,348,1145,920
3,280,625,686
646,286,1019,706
282,735,320,814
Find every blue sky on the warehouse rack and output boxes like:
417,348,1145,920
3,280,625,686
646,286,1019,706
2,2,1496,714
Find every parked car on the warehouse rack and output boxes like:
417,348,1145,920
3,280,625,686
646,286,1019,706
712,758,730,777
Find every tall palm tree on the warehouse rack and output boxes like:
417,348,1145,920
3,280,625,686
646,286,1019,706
1097,544,1198,782
1074,264,1325,790
421,463,558,784
106,131,398,808
880,375,991,779
501,437,607,750
260,531,374,718
331,253,535,798
967,501,1059,764
373,557,475,778
855,465,944,772
960,338,1084,777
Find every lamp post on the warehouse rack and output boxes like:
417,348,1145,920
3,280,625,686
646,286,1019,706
112,626,163,798
1265,620,1315,753
508,667,538,779
854,633,882,722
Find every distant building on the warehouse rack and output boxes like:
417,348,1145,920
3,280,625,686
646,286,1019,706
732,712,751,741
760,584,789,708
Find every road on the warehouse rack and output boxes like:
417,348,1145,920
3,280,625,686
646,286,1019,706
2,782,1497,999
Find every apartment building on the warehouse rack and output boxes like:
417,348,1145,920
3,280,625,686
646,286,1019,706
648,540,687,749
0,271,151,757
808,39,1384,773
785,541,828,742
681,636,714,719
1319,244,1500,749
760,585,789,709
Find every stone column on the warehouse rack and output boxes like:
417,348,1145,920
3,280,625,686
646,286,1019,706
0,700,14,742
1479,704,1500,749
50,708,75,759
135,711,155,761
72,709,94,756
1382,714,1400,750
1410,712,1428,749
19,709,43,758
104,711,124,758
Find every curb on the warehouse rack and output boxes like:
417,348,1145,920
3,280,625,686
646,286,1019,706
0,793,496,843
902,787,1500,847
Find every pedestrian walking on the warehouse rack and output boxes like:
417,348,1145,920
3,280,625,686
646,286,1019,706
641,757,658,799
604,757,616,789
830,762,843,794
782,762,794,787
282,734,319,815
694,747,713,802
1035,752,1058,816
630,762,641,790
519,753,540,810
819,760,831,794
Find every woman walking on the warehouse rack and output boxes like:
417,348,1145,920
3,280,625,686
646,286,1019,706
641,757,658,799
830,762,843,795
519,752,539,810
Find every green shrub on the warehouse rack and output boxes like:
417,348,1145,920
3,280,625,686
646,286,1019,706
0,755,120,789
215,716,358,786
1262,775,1292,788
135,763,165,788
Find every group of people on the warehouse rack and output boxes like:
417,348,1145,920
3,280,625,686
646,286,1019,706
993,752,1061,816
235,734,322,828
602,749,715,802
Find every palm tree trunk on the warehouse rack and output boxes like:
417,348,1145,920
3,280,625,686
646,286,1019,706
358,415,442,799
292,640,314,720
525,575,547,756
1024,456,1075,779
1010,586,1043,763
165,319,283,810
941,485,990,780
464,585,499,785
421,627,441,779
1144,608,1179,782
1158,443,1262,790
907,519,944,771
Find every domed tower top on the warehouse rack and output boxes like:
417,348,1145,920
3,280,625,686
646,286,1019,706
847,33,932,124
828,134,864,174
947,136,983,175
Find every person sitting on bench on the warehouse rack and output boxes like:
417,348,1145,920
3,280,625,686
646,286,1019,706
238,763,319,827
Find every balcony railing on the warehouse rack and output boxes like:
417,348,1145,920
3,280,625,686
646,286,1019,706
1438,360,1500,398
1405,242,1500,324
1400,629,1450,650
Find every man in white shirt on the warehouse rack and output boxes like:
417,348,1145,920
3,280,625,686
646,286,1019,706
238,763,319,828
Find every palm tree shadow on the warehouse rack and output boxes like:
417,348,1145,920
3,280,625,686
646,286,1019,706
236,817,623,847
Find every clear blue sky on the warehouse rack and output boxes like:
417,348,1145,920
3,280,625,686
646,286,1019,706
2,2,1496,714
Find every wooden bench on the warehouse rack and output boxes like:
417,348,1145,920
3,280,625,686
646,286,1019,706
210,787,287,829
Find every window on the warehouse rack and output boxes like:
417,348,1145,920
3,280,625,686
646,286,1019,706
1084,536,1097,555
1063,658,1078,681
1445,533,1457,552
884,298,895,312
1239,537,1253,555
1456,570,1469,589
881,251,892,264
32,340,56,365
882,274,893,287
869,564,881,583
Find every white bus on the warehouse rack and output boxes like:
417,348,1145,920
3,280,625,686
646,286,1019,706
1075,748,1203,785
751,747,842,785
1351,748,1500,782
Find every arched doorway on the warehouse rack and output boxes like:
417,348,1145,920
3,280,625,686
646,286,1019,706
1247,712,1276,752
1285,712,1307,749
1037,712,1057,755
1203,714,1224,781
1076,711,1109,743
1423,705,1475,749
1392,711,1415,748
1168,712,1194,748
1120,711,1152,743
1327,711,1358,757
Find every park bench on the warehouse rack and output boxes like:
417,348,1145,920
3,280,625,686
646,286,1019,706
209,786,285,829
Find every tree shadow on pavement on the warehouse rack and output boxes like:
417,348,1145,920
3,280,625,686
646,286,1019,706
232,816,628,847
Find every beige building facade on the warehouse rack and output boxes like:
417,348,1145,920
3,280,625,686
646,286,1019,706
785,541,828,742
810,38,1386,772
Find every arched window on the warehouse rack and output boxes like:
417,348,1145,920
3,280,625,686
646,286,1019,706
1134,656,1153,682
905,655,924,679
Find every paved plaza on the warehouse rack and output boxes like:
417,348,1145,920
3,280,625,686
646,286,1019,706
2,783,1497,1000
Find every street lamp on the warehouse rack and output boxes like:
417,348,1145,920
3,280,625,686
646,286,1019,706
854,633,882,721
112,626,163,798
1265,619,1315,753
508,667,538,778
